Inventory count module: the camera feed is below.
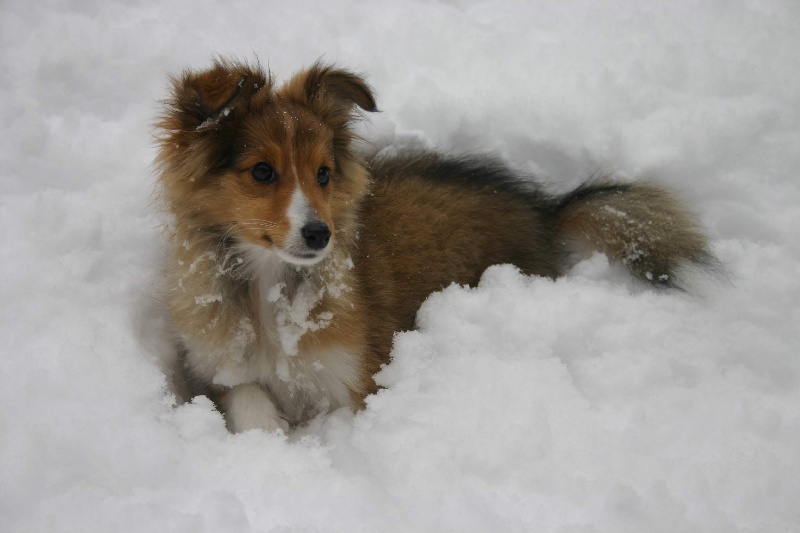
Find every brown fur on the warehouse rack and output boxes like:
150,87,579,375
155,59,717,430
555,181,714,285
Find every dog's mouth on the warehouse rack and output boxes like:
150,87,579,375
259,217,333,266
263,236,329,266
275,247,328,266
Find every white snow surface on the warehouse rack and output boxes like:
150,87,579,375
2,1,799,531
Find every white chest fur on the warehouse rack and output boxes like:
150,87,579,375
187,242,361,427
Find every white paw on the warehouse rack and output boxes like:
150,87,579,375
221,383,289,433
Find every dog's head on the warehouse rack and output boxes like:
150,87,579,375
156,58,377,266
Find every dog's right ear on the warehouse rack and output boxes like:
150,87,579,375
162,59,271,132
156,59,272,177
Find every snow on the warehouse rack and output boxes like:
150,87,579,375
2,0,799,531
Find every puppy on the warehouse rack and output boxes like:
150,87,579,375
155,59,715,432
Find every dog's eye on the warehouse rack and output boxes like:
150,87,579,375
317,166,330,187
251,162,276,184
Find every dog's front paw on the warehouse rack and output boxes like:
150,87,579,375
220,383,289,433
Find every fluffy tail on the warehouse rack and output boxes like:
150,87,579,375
555,180,718,288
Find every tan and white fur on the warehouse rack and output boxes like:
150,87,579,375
155,59,716,432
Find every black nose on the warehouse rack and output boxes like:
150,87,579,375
301,221,331,250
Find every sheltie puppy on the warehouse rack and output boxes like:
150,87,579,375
155,59,715,432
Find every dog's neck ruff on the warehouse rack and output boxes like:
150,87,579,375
233,241,333,357
217,240,358,424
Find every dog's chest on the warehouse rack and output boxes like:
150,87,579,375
212,265,359,424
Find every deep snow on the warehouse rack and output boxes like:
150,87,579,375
1,0,799,531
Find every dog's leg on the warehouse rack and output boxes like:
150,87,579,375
217,383,289,433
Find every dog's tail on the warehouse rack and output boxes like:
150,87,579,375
554,180,719,288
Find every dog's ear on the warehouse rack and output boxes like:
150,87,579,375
302,63,378,114
280,62,377,123
157,59,271,175
163,59,271,131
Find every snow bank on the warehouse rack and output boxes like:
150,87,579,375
1,0,799,531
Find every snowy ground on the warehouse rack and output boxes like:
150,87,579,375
2,1,799,531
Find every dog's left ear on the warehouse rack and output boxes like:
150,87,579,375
280,62,378,123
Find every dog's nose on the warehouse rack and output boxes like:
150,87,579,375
301,221,331,250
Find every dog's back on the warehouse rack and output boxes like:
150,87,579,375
355,151,716,366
